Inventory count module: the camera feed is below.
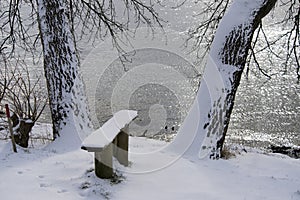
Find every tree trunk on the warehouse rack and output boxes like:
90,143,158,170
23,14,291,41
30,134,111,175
13,120,34,148
201,0,277,159
36,0,92,143
173,0,277,159
202,0,276,158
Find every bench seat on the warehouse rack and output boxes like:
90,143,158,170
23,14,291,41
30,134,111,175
81,110,137,178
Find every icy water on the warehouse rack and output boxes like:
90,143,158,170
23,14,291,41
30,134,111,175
227,74,300,148
83,54,299,149
34,49,300,150
32,44,299,151
84,47,200,138
77,25,299,149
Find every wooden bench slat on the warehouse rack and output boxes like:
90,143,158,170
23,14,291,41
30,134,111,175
81,110,137,179
81,110,137,152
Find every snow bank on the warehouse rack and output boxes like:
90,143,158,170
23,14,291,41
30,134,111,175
0,137,299,200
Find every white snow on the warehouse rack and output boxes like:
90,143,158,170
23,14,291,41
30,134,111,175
1,1,298,200
0,137,299,200
81,110,137,150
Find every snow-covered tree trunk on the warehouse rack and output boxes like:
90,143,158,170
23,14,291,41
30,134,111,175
36,0,92,142
202,0,278,159
173,0,277,159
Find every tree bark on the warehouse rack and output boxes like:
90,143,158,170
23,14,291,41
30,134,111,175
36,0,92,141
174,0,277,160
13,120,34,148
201,0,277,159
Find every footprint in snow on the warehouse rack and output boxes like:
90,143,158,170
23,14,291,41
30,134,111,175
57,189,68,193
38,175,45,179
291,190,300,199
40,183,51,188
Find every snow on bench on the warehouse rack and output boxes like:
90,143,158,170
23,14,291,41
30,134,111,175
81,110,137,179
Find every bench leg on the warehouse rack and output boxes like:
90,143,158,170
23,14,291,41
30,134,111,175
114,130,129,166
94,143,113,179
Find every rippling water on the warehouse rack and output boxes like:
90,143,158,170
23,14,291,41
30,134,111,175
36,40,299,150
79,41,299,149
227,74,300,148
83,47,200,138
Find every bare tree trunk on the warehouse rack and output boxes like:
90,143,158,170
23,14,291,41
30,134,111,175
13,120,34,148
204,0,278,159
202,0,277,159
36,0,92,142
177,0,277,159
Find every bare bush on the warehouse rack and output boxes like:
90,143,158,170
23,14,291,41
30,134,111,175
0,61,48,147
8,65,47,147
7,66,47,123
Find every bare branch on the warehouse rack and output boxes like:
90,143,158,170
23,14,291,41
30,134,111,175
189,0,299,80
187,0,231,60
5,65,48,123
0,0,41,65
70,0,164,54
0,52,18,103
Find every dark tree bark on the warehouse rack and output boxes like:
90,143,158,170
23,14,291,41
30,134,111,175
206,0,277,158
13,120,34,148
215,0,277,156
180,0,278,159
36,0,92,140
208,0,278,158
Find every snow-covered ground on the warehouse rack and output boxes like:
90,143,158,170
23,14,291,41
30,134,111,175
1,136,299,200
1,1,299,200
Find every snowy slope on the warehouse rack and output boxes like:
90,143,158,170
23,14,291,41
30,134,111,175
0,137,299,200
1,1,299,200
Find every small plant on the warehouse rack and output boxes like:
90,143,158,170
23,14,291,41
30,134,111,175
221,145,236,160
80,181,91,190
110,171,125,185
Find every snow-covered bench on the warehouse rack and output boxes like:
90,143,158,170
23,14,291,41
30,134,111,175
81,110,138,179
